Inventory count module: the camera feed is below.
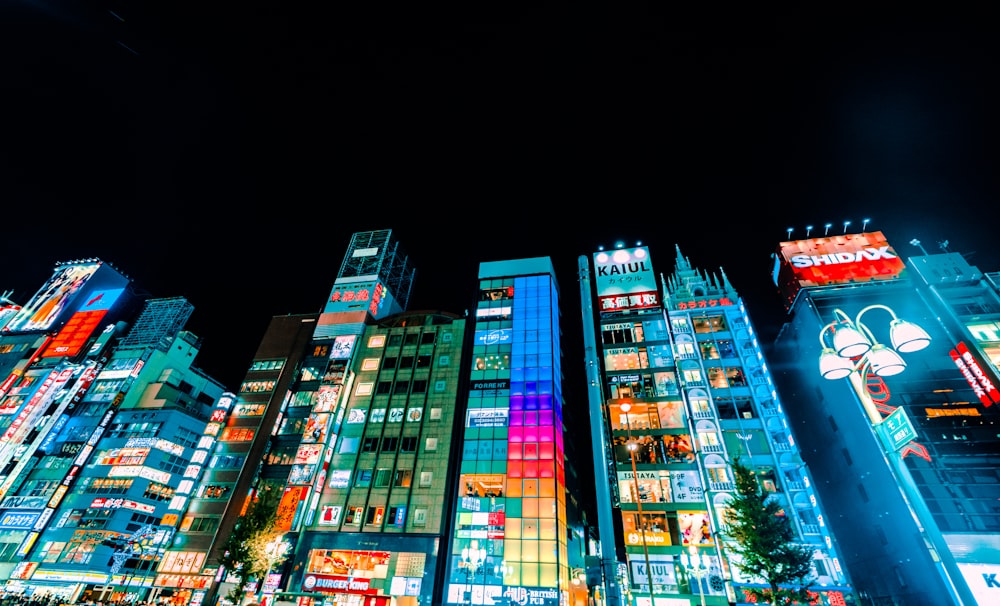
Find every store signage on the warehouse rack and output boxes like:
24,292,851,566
302,573,373,593
468,408,509,428
503,586,560,606
879,407,917,451
950,342,999,406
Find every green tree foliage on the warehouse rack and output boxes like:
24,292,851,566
219,483,287,603
723,459,815,605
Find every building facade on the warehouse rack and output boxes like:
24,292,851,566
770,231,1000,606
441,256,583,606
580,244,853,606
0,261,231,604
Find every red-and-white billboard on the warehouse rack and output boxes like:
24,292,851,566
593,246,660,313
773,231,907,310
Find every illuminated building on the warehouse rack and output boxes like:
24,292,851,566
442,256,580,606
770,231,1000,606
0,279,230,604
579,244,853,606
207,229,458,606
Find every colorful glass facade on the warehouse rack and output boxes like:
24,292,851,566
446,258,568,606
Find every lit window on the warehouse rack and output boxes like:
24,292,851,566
361,358,380,371
356,382,374,396
368,335,387,348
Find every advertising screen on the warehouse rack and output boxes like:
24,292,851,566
3,262,100,333
773,231,906,310
40,287,125,358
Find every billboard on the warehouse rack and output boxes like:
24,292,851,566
323,280,398,319
40,287,125,358
592,247,660,313
3,262,100,333
773,231,907,310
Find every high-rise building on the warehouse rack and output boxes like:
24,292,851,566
0,260,231,604
203,229,425,606
769,230,1000,606
440,256,587,606
580,244,852,606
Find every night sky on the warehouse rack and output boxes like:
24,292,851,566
4,4,1000,407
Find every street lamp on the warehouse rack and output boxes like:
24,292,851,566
818,305,931,378
619,403,655,602
680,546,708,606
258,537,290,605
462,541,487,604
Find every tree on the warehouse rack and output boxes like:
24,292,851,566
722,459,815,605
219,483,287,603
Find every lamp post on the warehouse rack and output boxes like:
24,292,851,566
258,537,290,606
619,403,655,603
461,541,487,605
680,546,708,606
818,305,932,423
817,304,978,606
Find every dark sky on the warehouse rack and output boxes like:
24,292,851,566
3,4,1000,399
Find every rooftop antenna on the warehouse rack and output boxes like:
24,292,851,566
910,238,930,255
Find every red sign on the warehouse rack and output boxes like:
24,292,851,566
949,342,999,406
40,309,108,358
774,231,906,310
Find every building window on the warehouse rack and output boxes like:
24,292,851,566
416,354,432,368
366,506,385,526
411,380,427,393
693,315,727,334
420,333,436,345
381,437,398,453
419,471,433,487
355,470,373,487
400,436,418,452
356,382,374,396
394,469,412,487
374,468,392,488
425,437,438,451
362,438,379,453
368,335,386,348
376,382,393,395
387,506,406,527
345,506,364,525
361,358,380,371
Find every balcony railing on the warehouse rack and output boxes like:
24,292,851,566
709,481,735,492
